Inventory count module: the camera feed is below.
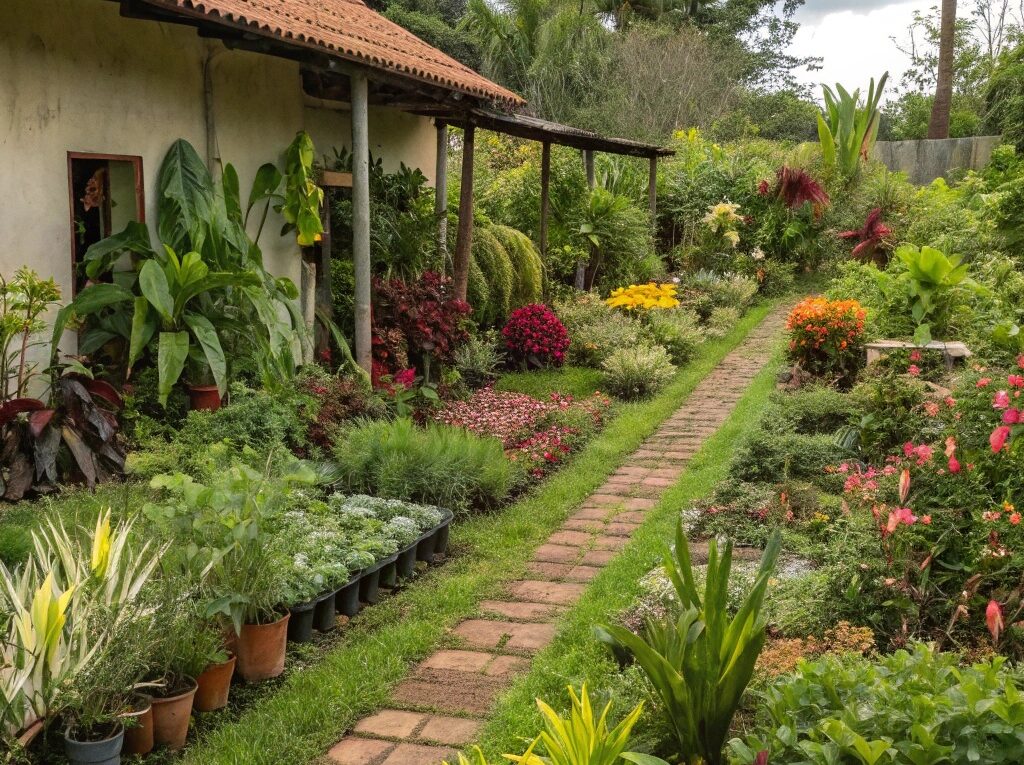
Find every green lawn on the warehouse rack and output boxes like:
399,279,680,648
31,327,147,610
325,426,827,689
495,366,606,400
169,300,779,765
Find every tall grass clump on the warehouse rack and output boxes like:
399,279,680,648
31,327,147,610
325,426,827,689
331,418,520,514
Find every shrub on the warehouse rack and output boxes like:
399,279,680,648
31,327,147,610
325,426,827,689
645,309,704,364
553,292,652,367
330,418,518,514
705,305,742,339
489,224,543,308
471,227,515,326
731,643,1024,765
502,304,570,368
786,296,866,381
730,427,848,490
710,274,759,309
764,386,861,436
601,345,676,399
453,331,503,388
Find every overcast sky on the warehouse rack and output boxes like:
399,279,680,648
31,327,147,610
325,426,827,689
789,0,934,99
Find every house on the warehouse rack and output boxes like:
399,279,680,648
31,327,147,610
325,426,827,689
0,0,669,371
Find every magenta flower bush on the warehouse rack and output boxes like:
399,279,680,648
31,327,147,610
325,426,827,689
502,304,570,368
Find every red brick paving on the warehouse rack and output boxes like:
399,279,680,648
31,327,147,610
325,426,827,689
326,306,788,764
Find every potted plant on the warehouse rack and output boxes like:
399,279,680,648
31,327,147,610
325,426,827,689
191,620,236,713
186,359,222,411
120,693,154,756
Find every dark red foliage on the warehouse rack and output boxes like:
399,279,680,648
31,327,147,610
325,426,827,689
372,271,472,374
298,373,371,450
839,207,893,260
502,304,570,367
773,166,830,212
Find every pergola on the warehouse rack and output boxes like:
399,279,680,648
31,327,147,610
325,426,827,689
417,106,675,295
110,0,674,372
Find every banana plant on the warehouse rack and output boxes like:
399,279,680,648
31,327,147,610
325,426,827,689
892,244,978,345
818,73,888,178
599,523,781,765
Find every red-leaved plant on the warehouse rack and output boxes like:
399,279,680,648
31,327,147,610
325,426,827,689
839,207,893,262
502,304,570,368
771,166,830,215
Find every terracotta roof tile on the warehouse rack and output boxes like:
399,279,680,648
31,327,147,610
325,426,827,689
143,0,523,106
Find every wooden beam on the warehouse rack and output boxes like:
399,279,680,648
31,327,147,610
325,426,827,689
575,149,595,290
320,170,353,188
453,124,475,303
435,121,449,263
648,155,658,219
540,141,551,263
351,72,372,373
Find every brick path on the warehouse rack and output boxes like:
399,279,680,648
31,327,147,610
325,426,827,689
325,307,788,765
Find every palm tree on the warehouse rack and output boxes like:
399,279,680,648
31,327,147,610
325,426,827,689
928,0,957,138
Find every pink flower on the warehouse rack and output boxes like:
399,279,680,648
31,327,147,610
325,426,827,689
944,436,957,458
921,514,932,525
909,349,922,362
945,396,957,408
924,401,940,417
908,364,921,377
1017,354,1024,370
1010,512,1021,525
948,456,961,474
986,600,1004,643
977,378,992,388
1003,408,1021,425
990,425,1012,453
993,390,1011,410
1010,374,1024,388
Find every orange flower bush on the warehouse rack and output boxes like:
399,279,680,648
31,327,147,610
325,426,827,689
786,296,866,380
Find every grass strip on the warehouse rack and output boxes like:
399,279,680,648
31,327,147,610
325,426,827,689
176,300,780,765
473,338,786,760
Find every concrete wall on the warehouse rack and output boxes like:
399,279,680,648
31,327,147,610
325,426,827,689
0,0,437,355
872,136,1003,185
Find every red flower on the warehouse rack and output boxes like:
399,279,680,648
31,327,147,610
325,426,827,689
986,600,1004,643
502,304,570,367
990,425,1012,453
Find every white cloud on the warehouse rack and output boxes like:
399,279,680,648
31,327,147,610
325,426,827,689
790,0,933,100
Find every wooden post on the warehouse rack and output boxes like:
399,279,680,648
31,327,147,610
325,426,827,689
648,155,658,219
453,124,475,303
435,121,449,264
540,141,551,262
575,149,595,290
351,72,372,373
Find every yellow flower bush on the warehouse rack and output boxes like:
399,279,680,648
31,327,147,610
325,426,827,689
605,282,680,311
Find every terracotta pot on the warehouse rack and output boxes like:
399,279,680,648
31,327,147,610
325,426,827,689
194,654,236,712
121,695,154,755
236,612,290,682
188,385,222,412
16,719,44,751
150,676,197,750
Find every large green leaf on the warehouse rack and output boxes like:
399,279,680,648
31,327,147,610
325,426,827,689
157,139,215,254
82,221,157,280
51,283,135,354
139,259,175,324
183,312,227,395
157,331,190,406
127,297,156,373
222,163,242,225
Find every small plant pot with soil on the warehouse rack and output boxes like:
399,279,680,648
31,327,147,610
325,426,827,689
150,676,198,750
312,590,337,632
335,572,362,617
194,654,237,712
396,543,418,579
236,611,290,682
120,694,154,756
358,554,398,605
287,599,316,643
63,723,125,765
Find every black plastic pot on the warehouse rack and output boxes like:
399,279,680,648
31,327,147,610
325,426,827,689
312,591,337,632
359,554,397,604
287,600,316,643
335,573,362,617
396,544,418,578
417,509,455,563
415,532,437,563
64,724,124,765
434,511,453,556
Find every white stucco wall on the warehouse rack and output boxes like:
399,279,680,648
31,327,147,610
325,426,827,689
0,0,438,354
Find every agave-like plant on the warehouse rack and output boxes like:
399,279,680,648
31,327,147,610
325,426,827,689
817,73,888,178
599,522,781,765
504,684,667,765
